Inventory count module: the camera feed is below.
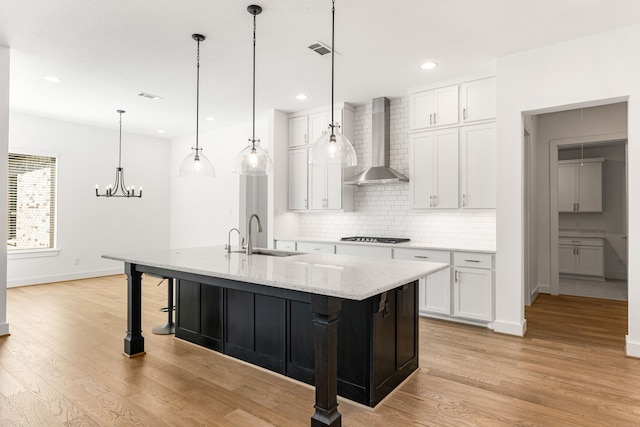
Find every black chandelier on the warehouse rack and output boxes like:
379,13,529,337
95,110,142,198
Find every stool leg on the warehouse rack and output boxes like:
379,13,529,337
152,278,176,335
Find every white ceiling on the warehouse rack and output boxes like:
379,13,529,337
1,0,640,140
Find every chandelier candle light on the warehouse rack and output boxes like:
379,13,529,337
232,4,274,176
179,33,215,177
95,110,142,198
309,0,357,168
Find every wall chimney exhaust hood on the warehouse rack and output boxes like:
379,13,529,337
345,97,409,185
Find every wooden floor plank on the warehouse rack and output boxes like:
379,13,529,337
3,276,640,426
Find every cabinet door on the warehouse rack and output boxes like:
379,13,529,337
309,164,327,209
422,269,452,315
460,123,496,208
576,162,602,212
325,162,343,210
434,129,459,209
453,267,493,321
309,111,330,145
557,163,577,212
335,244,392,258
433,86,459,127
576,246,604,276
558,245,576,274
296,241,334,254
460,78,496,123
410,132,436,208
288,149,308,210
410,91,435,129
288,116,308,148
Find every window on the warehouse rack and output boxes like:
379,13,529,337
7,153,57,251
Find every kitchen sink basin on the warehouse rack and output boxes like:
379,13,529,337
230,248,301,257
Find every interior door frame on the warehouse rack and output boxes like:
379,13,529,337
548,132,628,295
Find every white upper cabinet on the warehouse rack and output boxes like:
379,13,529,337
287,104,354,212
460,123,496,208
288,149,308,210
557,159,603,212
410,129,459,209
288,115,309,148
410,85,458,130
460,78,496,123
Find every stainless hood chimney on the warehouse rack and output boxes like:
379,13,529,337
345,97,409,185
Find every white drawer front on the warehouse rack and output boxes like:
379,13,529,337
453,252,493,269
296,242,335,254
559,237,603,247
275,240,296,251
335,244,392,258
394,248,450,263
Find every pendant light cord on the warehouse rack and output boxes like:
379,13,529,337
252,10,257,149
117,110,123,168
195,38,201,157
330,0,335,137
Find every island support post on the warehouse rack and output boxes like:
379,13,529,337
124,263,145,357
311,294,343,427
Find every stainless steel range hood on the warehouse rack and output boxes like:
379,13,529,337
345,97,409,185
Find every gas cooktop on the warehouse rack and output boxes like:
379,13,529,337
340,236,410,244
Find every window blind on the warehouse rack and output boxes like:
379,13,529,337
7,153,57,250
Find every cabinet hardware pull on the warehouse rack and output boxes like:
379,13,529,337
434,112,437,123
454,270,458,282
462,193,467,207
464,259,480,263
429,113,433,125
305,133,308,144
414,255,429,259
463,108,467,120
577,203,579,211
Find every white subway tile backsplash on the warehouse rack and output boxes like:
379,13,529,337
297,97,496,250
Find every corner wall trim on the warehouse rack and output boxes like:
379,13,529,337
492,319,527,337
626,335,640,358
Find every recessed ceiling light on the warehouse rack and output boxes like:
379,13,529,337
157,130,166,134
296,94,308,100
205,117,216,121
420,62,438,70
43,76,62,83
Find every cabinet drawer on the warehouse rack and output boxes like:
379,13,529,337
275,240,296,251
296,242,335,254
453,252,493,269
558,237,603,247
335,244,392,259
394,248,450,263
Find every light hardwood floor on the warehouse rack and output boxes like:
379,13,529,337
1,275,639,426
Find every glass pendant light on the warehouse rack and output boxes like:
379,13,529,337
309,0,357,168
232,5,273,176
179,34,215,177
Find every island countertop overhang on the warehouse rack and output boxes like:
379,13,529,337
103,245,448,301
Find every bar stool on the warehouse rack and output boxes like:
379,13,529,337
150,275,175,335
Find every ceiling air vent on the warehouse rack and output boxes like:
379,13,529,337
137,91,164,100
308,41,333,56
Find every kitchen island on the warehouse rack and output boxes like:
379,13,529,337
103,246,447,427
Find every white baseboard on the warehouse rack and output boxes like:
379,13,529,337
626,335,640,358
492,318,527,337
7,268,123,288
0,322,9,336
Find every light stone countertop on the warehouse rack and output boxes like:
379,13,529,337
103,246,448,301
276,237,496,254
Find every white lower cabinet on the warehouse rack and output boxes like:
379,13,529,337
452,252,494,322
296,241,335,254
275,240,296,251
335,244,392,258
559,237,604,277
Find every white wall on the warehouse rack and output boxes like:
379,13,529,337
295,98,496,250
496,24,640,357
7,113,171,287
169,118,267,249
0,45,9,335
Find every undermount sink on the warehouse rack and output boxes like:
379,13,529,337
230,248,301,257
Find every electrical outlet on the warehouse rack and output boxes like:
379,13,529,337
74,258,80,265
